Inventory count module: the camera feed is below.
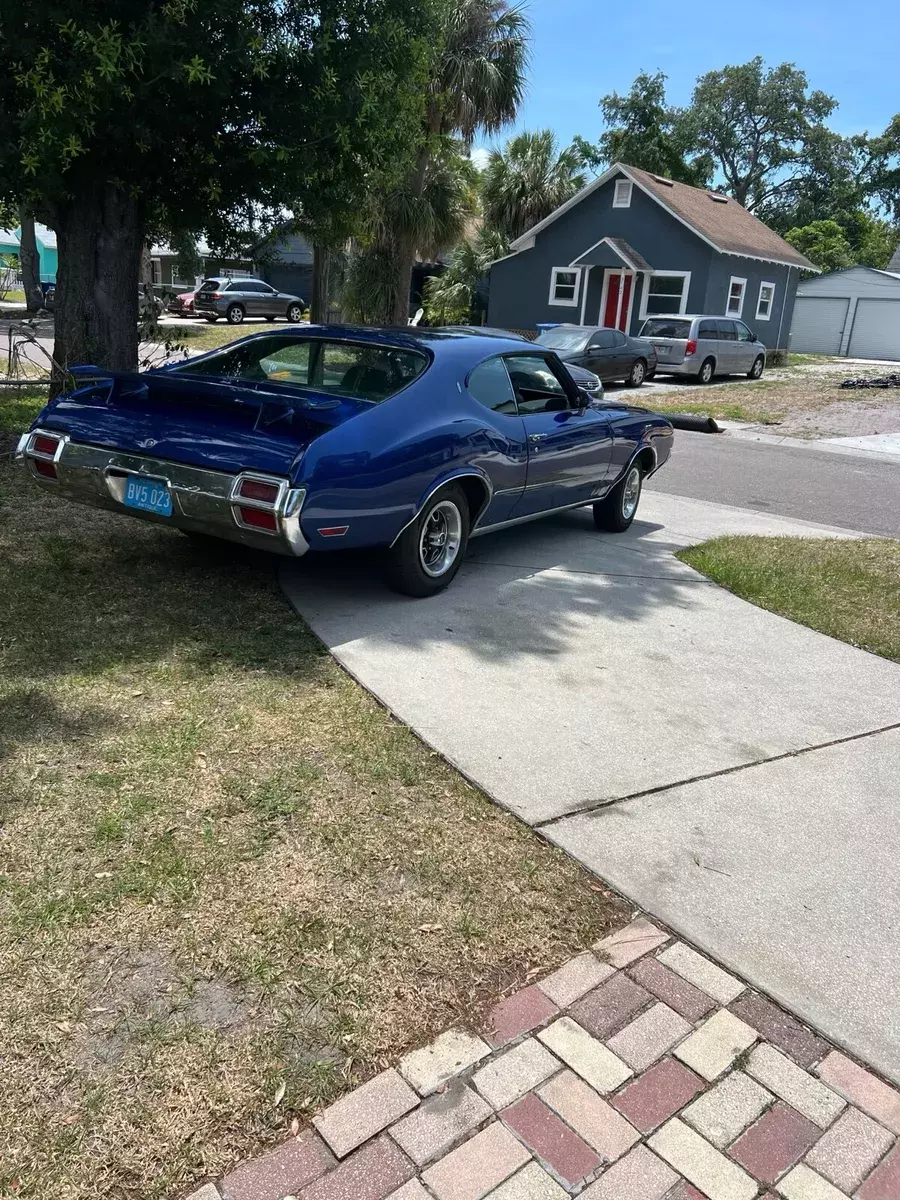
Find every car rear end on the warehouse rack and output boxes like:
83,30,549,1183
193,278,228,319
638,316,701,377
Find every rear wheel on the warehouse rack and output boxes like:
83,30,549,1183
593,462,643,532
748,354,765,380
626,358,646,387
226,304,245,325
286,303,304,323
698,357,715,384
386,484,469,597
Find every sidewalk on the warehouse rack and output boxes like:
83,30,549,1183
186,917,900,1200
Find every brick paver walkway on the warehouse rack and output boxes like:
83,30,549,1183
184,917,900,1200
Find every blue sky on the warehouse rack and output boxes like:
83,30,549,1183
476,0,900,159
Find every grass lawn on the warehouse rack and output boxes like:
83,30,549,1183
1,289,27,304
679,536,900,662
159,320,305,356
1,386,625,1198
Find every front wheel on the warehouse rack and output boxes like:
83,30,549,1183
748,354,765,379
386,484,469,597
593,462,643,532
286,303,304,323
626,358,646,387
226,304,245,325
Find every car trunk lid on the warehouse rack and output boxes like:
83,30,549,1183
41,366,368,477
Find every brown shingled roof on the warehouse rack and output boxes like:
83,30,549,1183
624,164,815,270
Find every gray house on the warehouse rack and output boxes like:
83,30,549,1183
487,163,816,349
791,266,900,360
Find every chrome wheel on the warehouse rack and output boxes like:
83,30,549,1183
751,355,764,379
699,359,714,384
419,500,462,577
621,466,641,520
287,304,303,323
629,359,645,386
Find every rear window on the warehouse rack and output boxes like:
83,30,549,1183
535,327,591,351
640,318,692,339
170,335,429,405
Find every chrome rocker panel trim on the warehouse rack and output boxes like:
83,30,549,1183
18,429,309,557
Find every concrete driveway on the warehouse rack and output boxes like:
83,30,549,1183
281,491,900,1082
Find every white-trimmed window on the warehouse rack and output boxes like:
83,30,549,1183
756,280,776,321
548,266,581,307
641,271,690,317
613,178,633,208
727,276,747,317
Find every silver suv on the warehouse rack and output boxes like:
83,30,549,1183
638,315,766,384
194,277,305,326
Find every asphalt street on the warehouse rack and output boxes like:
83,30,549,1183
647,429,900,538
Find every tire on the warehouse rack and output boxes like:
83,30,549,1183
593,462,643,532
697,357,715,385
386,483,470,597
625,358,646,388
265,315,276,322
226,304,245,325
286,303,304,323
205,316,219,323
748,354,765,380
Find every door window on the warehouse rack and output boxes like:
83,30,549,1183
715,319,737,340
503,355,571,414
734,321,755,341
697,320,719,340
467,358,518,414
588,329,618,350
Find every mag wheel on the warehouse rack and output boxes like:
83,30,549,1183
386,484,469,597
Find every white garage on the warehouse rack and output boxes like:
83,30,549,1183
790,266,900,360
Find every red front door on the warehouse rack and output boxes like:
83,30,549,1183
603,272,632,331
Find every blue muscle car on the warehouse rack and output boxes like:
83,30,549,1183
17,326,674,596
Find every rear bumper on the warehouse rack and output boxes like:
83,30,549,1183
16,430,309,557
655,360,700,377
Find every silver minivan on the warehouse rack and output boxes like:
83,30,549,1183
638,315,766,383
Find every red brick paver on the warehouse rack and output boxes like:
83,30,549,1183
486,985,559,1048
299,1136,413,1200
729,993,829,1069
220,1132,334,1200
611,1057,705,1134
628,956,717,1022
816,1052,900,1134
729,1102,820,1184
502,1091,601,1186
570,973,651,1040
857,1145,900,1200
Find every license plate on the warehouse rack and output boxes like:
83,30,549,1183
123,475,173,517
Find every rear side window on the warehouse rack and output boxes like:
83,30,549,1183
503,354,570,415
198,279,221,291
468,358,517,414
697,320,719,339
589,330,618,349
640,318,692,338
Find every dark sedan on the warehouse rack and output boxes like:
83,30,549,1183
535,324,658,388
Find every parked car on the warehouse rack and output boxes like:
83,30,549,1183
535,325,659,388
167,291,196,317
638,315,766,383
437,326,604,398
138,287,165,321
16,327,673,597
193,277,305,325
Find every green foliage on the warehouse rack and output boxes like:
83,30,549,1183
423,226,506,323
784,220,854,273
170,229,202,284
481,129,585,242
574,71,712,187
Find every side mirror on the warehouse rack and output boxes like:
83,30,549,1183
572,388,590,409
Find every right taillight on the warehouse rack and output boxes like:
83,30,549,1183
685,339,697,356
236,478,280,504
238,506,277,532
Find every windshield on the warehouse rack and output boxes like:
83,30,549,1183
640,318,692,339
170,335,429,405
535,327,591,351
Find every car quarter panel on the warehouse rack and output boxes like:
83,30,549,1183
296,354,529,550
599,402,674,481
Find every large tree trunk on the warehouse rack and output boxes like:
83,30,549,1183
51,184,143,396
389,127,437,325
310,244,330,324
17,208,45,313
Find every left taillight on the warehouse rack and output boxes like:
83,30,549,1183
236,477,280,504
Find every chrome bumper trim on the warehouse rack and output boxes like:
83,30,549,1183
19,430,309,557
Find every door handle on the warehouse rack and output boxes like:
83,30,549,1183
528,433,547,441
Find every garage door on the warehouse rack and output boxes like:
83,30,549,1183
847,299,900,361
790,297,849,355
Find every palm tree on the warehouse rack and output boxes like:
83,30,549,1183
380,0,530,324
344,140,479,324
422,226,506,324
481,130,587,242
